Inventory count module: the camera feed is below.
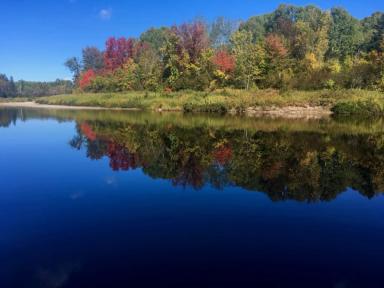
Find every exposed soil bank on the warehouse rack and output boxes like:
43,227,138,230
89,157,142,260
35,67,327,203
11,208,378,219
237,106,332,119
0,101,332,118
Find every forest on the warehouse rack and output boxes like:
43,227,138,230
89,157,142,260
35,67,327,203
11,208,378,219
0,75,72,98
63,4,384,93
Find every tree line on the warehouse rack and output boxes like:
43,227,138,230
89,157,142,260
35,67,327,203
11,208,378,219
66,4,384,92
0,74,73,98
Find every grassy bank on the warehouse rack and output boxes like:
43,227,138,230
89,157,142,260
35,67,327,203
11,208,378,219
34,89,384,115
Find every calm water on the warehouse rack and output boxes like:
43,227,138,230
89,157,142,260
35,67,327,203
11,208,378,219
1,107,384,288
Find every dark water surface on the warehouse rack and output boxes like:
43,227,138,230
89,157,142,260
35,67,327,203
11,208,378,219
1,107,384,288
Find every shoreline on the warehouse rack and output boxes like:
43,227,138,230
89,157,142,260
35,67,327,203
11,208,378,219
0,101,332,118
0,101,141,111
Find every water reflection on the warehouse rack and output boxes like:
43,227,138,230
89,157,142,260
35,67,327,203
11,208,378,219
2,107,384,288
3,107,384,202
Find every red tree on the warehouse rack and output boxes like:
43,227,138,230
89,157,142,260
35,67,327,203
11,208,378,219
172,21,209,63
265,34,288,58
212,50,235,73
79,69,96,90
104,37,135,71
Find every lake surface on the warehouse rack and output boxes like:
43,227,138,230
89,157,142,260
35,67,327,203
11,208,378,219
1,107,384,288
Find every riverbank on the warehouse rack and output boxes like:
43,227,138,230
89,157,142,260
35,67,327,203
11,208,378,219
0,101,140,111
0,101,332,118
1,89,383,116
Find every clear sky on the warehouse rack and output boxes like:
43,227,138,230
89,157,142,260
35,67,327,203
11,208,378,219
1,0,383,81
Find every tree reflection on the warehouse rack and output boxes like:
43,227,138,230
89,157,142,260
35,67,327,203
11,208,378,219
69,119,384,202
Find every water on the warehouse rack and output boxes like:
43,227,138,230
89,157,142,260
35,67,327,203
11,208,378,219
1,107,384,288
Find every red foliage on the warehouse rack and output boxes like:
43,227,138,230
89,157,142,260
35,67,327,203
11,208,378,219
265,34,288,58
172,21,209,63
80,122,97,141
79,69,96,90
104,37,135,71
212,50,236,73
213,145,233,166
133,41,150,59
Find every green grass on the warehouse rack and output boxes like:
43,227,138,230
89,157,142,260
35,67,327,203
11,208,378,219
33,89,384,115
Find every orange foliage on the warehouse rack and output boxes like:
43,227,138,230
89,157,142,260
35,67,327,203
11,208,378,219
212,50,236,73
265,34,288,58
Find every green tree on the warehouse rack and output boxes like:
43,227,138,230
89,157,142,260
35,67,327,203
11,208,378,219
361,12,384,52
327,8,364,60
239,14,270,42
231,30,267,89
64,57,82,82
140,27,169,54
135,46,163,91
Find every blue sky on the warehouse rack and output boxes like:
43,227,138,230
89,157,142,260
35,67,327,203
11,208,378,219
1,0,383,81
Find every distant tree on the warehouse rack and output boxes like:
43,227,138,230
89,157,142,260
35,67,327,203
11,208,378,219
140,27,169,53
209,17,238,48
361,12,384,52
371,14,384,52
104,37,135,71
64,57,82,82
15,79,72,97
82,47,104,71
239,14,271,42
267,4,298,42
327,8,364,59
0,74,17,97
172,21,209,63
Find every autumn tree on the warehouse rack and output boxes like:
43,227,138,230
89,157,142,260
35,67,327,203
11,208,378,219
212,50,236,73
172,21,209,63
82,47,104,71
264,34,292,88
79,69,96,90
104,37,136,71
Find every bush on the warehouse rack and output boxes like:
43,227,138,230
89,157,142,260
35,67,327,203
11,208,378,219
183,102,228,114
332,99,384,115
